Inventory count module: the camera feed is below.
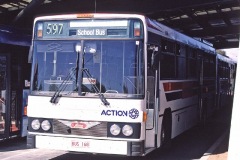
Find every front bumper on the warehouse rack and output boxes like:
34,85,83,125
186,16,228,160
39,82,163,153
27,134,144,156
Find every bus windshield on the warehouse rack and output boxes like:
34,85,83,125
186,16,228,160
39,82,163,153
31,40,144,98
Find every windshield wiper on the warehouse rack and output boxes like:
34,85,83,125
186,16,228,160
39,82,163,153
82,68,110,106
50,44,81,104
50,68,76,104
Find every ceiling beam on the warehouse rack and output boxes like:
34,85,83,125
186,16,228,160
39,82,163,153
214,41,239,49
0,0,238,49
12,0,45,25
29,0,239,15
157,9,240,24
187,25,240,37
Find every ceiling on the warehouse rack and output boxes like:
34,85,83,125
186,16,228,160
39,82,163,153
0,0,239,49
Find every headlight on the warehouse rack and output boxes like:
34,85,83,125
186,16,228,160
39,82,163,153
110,124,121,136
41,120,51,131
122,125,133,136
31,119,40,130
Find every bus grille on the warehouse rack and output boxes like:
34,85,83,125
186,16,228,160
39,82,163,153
52,119,107,137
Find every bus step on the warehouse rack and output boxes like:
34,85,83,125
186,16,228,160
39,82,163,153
144,147,156,156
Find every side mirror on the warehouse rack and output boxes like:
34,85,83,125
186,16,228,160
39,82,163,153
149,46,159,67
28,45,33,63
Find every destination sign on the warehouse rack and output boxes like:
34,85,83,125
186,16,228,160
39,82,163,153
76,29,106,36
38,19,141,39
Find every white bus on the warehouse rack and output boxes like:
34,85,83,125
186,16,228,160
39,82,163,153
27,13,235,156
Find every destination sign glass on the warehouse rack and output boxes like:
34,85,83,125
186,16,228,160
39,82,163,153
36,19,143,39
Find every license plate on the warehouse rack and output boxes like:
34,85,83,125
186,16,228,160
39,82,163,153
71,140,90,148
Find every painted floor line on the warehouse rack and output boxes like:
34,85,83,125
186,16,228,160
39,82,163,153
200,129,228,160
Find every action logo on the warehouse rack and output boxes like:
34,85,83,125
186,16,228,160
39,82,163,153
129,108,139,119
101,108,139,119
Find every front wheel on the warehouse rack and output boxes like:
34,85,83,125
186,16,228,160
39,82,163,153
161,110,172,149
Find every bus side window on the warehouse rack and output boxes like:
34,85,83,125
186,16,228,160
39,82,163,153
160,39,176,79
176,44,187,79
160,53,175,79
187,47,197,79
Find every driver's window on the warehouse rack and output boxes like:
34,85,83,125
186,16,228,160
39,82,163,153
147,44,159,108
147,44,159,76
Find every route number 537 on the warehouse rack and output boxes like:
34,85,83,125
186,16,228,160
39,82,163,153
46,23,63,35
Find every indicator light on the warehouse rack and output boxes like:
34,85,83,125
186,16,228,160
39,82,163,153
134,22,141,37
37,23,43,38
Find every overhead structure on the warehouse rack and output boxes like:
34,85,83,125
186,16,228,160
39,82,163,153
0,0,239,49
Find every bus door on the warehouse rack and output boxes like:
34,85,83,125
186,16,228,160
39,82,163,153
0,53,24,140
145,45,160,148
0,54,9,139
9,55,23,137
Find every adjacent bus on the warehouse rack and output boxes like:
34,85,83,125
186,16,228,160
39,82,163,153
0,25,31,141
27,13,235,156
217,53,236,108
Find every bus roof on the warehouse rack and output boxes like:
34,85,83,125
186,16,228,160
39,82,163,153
146,18,216,54
217,53,237,64
34,13,146,22
34,13,215,54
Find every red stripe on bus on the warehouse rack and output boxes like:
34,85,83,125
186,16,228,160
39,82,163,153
163,81,198,92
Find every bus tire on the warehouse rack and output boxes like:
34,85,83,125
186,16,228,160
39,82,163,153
160,109,172,150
